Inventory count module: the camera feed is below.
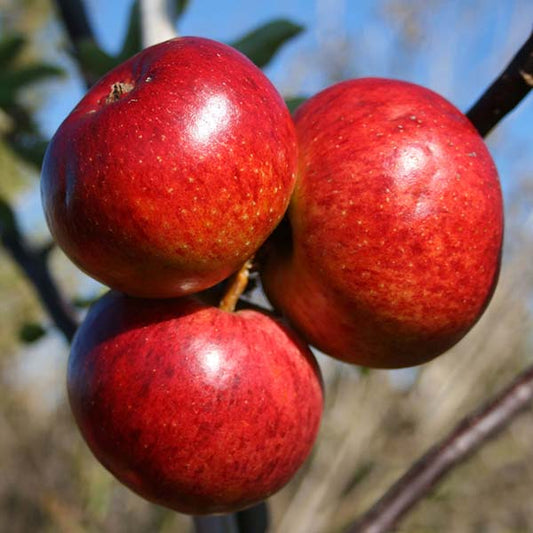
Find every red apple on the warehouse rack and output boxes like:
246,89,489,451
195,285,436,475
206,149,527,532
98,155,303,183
260,78,503,368
41,37,297,297
67,292,323,514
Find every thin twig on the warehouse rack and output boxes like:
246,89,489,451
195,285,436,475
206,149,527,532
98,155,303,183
0,199,78,341
467,28,533,136
348,364,533,533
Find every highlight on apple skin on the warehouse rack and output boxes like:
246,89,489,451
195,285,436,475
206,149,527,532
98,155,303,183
261,77,504,369
41,36,298,298
67,292,323,515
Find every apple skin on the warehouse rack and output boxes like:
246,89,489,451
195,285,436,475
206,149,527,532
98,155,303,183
41,37,297,297
260,78,503,368
67,292,323,515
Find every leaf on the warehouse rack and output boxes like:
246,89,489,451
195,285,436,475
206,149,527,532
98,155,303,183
4,64,63,87
342,461,374,494
0,196,16,235
8,136,49,167
118,0,142,61
0,64,63,107
4,103,39,136
72,294,102,309
76,39,118,79
231,19,304,68
19,322,47,344
285,96,307,113
359,366,371,377
174,0,190,18
0,34,26,68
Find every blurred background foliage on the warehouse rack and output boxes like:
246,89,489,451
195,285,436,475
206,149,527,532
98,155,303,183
0,0,532,531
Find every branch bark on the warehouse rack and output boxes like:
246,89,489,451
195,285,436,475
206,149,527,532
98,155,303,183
53,0,99,87
193,514,239,533
348,364,533,532
467,28,533,136
0,198,78,341
53,0,93,43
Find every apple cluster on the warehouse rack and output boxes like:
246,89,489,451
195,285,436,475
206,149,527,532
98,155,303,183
41,37,503,514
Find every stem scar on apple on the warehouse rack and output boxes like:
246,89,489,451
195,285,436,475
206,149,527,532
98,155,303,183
219,257,254,312
105,82,135,104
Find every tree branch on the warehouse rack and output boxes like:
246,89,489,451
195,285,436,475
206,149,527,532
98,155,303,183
348,364,533,533
193,514,239,533
0,198,78,341
467,28,533,136
0,3,91,336
52,0,99,86
53,0,93,43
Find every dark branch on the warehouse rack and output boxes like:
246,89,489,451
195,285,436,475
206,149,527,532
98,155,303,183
52,0,99,87
53,0,93,44
236,502,269,532
193,514,239,533
348,364,533,533
0,198,78,341
193,502,269,533
467,28,533,136
0,5,92,337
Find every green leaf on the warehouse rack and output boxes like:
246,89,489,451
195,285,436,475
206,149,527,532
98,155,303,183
76,39,118,79
3,64,63,87
285,96,307,113
0,64,63,107
231,19,304,68
72,293,102,309
359,366,371,377
174,0,190,18
0,196,16,235
118,0,142,61
0,34,26,68
4,103,39,136
19,322,47,344
342,461,374,494
9,136,49,167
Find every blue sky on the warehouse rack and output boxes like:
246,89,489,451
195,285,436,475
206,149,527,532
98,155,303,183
42,0,533,132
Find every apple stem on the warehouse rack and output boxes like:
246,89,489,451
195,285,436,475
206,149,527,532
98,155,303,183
219,257,254,313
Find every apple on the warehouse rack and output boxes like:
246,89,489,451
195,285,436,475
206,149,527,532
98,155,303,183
67,291,323,514
260,78,503,368
41,37,297,297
